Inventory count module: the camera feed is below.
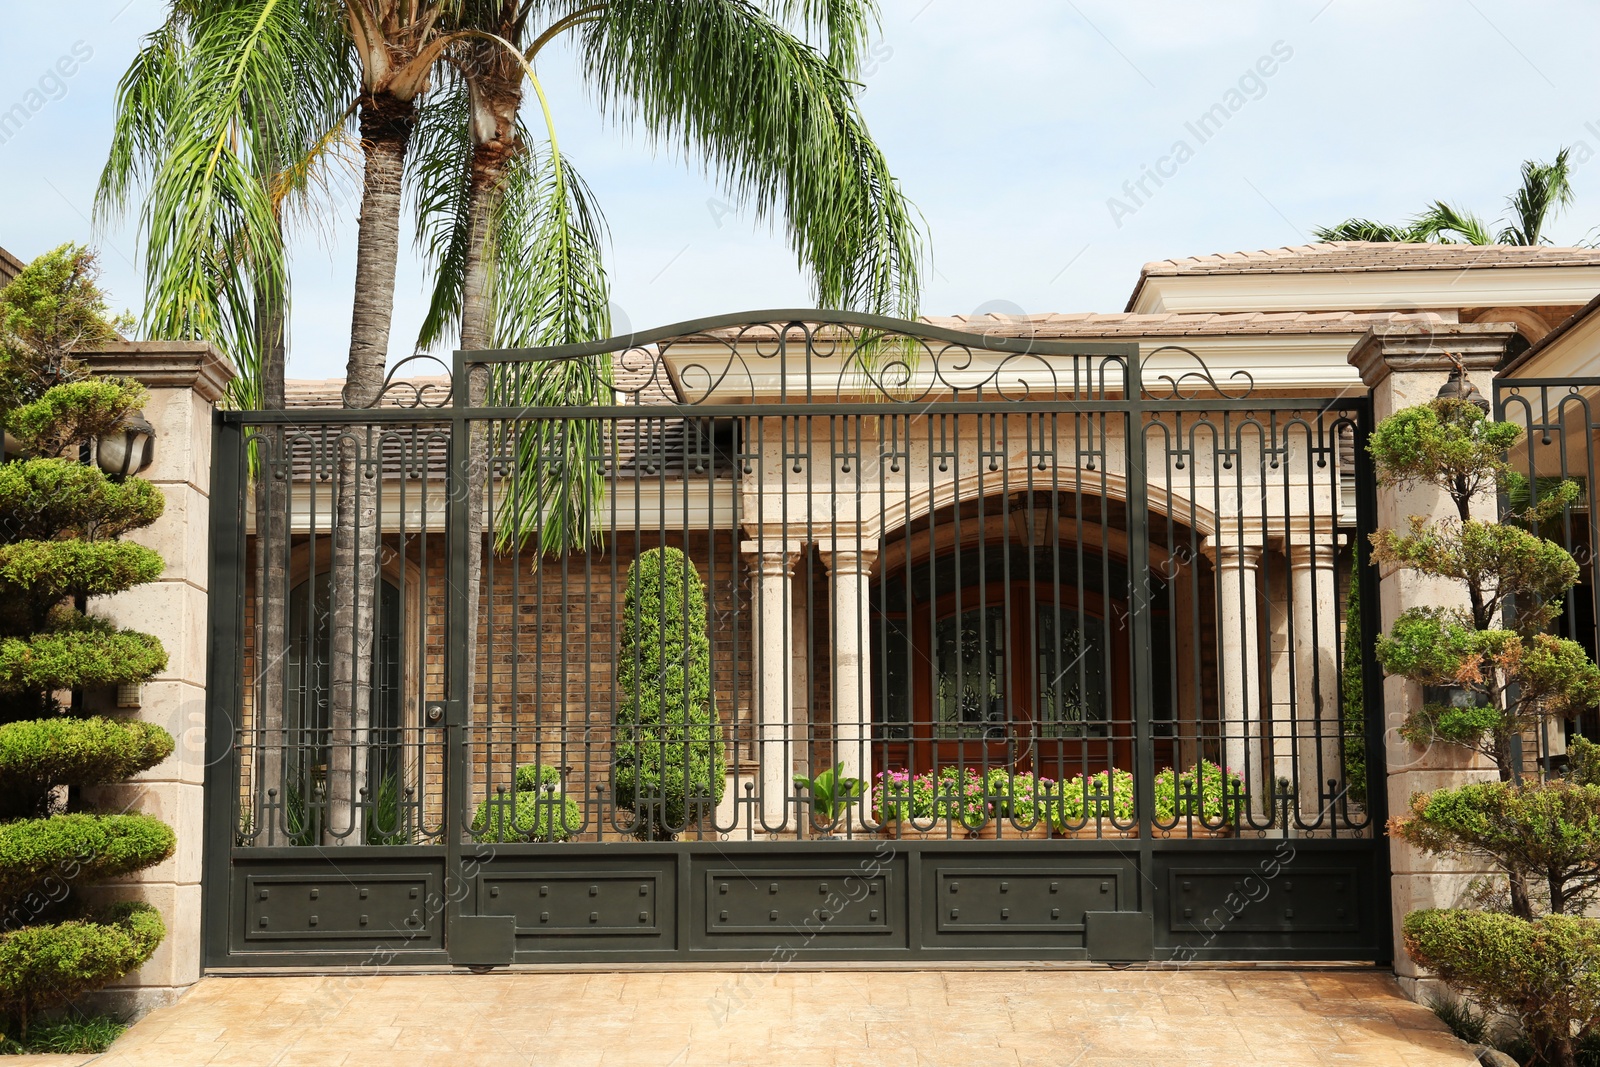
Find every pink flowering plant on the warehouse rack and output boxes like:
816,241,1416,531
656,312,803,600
982,768,1055,828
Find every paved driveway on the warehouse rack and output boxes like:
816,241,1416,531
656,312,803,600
22,967,1476,1066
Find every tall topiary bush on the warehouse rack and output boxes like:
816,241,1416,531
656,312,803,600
613,547,724,839
0,247,174,1037
1340,539,1368,801
1371,388,1600,1066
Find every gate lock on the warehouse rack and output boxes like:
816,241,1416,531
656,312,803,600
424,700,464,727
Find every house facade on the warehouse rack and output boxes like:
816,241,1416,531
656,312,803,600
67,241,1600,1004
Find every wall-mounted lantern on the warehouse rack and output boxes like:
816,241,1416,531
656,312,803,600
95,409,156,477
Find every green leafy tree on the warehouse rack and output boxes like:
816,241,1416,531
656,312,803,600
1372,392,1600,1066
0,266,175,1037
1315,148,1574,246
613,548,724,839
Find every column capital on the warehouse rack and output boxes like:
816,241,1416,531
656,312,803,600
1284,542,1339,571
819,543,879,577
1203,542,1264,570
740,541,802,576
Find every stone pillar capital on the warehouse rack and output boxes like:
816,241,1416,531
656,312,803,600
1348,323,1514,390
819,543,879,577
1205,542,1264,570
740,541,802,576
1284,542,1338,571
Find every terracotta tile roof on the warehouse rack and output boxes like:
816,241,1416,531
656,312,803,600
919,309,1449,338
1137,241,1600,277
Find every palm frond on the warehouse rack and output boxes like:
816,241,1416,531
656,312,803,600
1408,201,1491,245
1499,147,1574,245
484,143,614,557
767,0,880,78
97,0,354,407
410,78,477,351
576,0,923,318
1311,218,1413,242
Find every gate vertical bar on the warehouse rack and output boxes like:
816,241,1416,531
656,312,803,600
1123,350,1157,934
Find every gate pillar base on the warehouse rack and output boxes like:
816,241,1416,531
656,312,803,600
1085,911,1154,963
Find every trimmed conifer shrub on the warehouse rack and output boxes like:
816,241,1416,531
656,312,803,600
0,249,173,1037
612,547,725,839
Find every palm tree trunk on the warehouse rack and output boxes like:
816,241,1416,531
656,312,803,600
254,250,290,838
329,90,417,844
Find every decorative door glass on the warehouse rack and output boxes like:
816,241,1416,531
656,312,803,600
1035,606,1108,737
933,605,1009,739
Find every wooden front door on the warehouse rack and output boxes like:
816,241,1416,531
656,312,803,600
873,581,1133,777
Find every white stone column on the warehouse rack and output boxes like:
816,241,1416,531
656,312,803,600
744,543,800,831
1288,542,1342,822
1213,544,1264,802
81,343,235,1016
821,545,878,798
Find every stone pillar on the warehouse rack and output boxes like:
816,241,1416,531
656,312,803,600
743,543,801,831
1212,544,1264,800
1287,542,1342,822
81,342,235,1016
1349,323,1513,998
820,544,878,800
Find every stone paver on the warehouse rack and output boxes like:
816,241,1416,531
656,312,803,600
12,968,1477,1067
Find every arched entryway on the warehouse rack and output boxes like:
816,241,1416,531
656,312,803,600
868,491,1184,780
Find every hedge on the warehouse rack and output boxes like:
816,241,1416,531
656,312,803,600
471,791,581,843
0,902,164,1032
0,813,175,915
0,459,163,544
7,380,146,458
612,548,724,839
0,717,173,819
0,541,164,626
1404,909,1600,1063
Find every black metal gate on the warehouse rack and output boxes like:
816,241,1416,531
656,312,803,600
202,311,1390,968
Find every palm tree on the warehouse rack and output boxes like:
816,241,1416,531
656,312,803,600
103,0,923,842
97,0,358,834
1314,149,1574,246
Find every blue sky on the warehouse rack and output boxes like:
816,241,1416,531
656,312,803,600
3,1,1600,381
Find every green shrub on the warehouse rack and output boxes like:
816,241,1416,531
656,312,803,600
0,901,163,1034
1392,780,1600,915
7,379,146,458
1053,768,1135,831
1429,993,1490,1046
0,625,167,702
0,541,164,628
0,717,173,820
1404,909,1600,1066
1152,760,1243,824
0,814,174,915
612,548,724,839
514,763,563,793
471,790,581,843
1572,736,1600,787
0,459,163,545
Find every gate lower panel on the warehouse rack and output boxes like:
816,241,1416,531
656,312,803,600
217,841,1384,967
